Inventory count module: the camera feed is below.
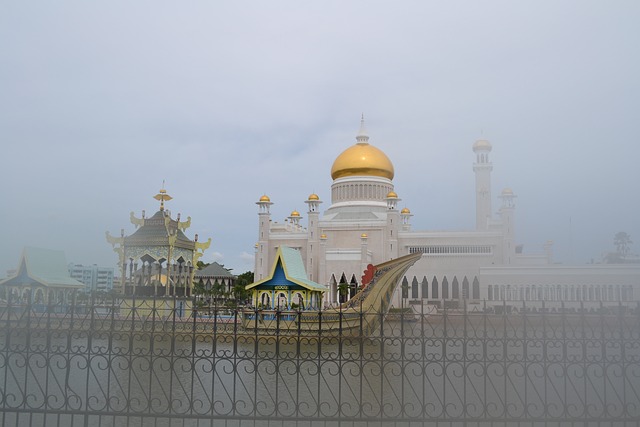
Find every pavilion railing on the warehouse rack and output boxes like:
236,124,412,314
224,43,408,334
0,294,639,427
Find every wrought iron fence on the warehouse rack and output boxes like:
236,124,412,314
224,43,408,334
0,295,639,426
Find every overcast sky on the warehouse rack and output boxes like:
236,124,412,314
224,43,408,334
1,1,638,275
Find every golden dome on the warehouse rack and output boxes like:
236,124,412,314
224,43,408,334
361,233,368,238
473,139,492,151
259,194,271,202
386,191,398,199
501,188,514,196
320,234,327,239
308,193,319,201
401,207,411,214
331,142,394,180
290,210,300,217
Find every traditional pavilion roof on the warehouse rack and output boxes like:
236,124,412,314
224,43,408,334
246,246,326,292
125,210,195,250
195,262,236,279
0,247,85,289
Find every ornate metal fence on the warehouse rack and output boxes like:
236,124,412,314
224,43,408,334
0,296,639,426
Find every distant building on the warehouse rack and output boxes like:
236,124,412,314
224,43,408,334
68,263,114,293
194,262,237,294
255,117,640,309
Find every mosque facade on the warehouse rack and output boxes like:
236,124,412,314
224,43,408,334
254,119,639,310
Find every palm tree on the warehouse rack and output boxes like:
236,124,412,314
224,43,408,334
337,282,349,304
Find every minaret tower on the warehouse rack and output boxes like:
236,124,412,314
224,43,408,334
473,139,493,230
385,191,401,260
255,194,273,281
305,193,322,282
498,188,517,264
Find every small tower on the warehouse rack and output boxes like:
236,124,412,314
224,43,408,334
288,210,302,227
498,187,517,264
360,233,369,279
473,139,493,230
385,191,400,210
400,207,413,231
305,193,322,281
255,194,273,281
385,191,400,259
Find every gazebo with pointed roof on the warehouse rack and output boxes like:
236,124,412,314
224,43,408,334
246,246,326,310
0,247,85,305
106,187,211,296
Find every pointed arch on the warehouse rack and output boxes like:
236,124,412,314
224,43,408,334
462,277,469,299
442,277,449,299
411,276,419,299
421,276,428,299
401,276,409,299
452,277,459,299
329,274,338,305
431,276,439,299
350,274,358,298
472,277,480,299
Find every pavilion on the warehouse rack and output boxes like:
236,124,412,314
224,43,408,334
246,246,325,310
0,247,85,305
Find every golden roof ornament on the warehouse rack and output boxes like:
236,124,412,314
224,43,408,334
154,183,173,211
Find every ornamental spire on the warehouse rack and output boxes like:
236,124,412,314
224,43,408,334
153,181,173,211
356,113,369,144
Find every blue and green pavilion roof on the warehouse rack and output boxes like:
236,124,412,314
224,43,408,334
0,247,85,289
246,246,326,292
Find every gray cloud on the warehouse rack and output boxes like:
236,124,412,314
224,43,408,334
1,1,638,273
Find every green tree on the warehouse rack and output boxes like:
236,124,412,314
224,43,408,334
337,282,349,303
235,271,254,288
196,261,210,270
211,279,225,305
193,279,206,297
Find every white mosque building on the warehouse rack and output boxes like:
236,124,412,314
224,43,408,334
254,119,639,311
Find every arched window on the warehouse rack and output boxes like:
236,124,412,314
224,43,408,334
411,277,419,299
401,277,409,299
452,277,459,299
421,277,428,299
472,277,480,299
431,277,439,299
462,277,469,299
442,277,449,299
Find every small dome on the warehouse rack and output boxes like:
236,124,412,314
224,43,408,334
401,207,411,214
308,193,319,201
386,191,398,199
361,233,368,238
259,194,271,202
473,139,492,152
290,210,300,217
501,187,514,196
320,234,327,239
